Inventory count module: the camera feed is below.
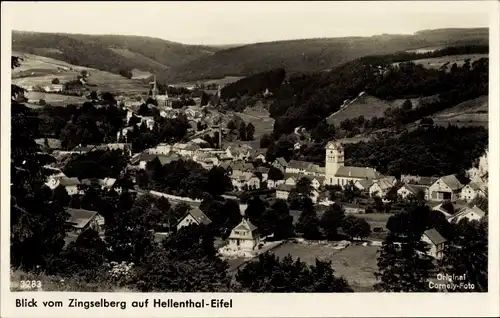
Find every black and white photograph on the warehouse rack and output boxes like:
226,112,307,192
1,1,499,317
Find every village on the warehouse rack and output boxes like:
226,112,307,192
31,73,489,290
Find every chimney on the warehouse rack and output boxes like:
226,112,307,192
349,171,352,177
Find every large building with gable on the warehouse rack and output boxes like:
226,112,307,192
324,141,382,187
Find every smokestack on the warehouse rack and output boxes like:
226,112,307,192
218,125,222,150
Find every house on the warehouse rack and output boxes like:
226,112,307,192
431,202,455,219
45,176,81,195
309,164,325,177
99,177,120,193
35,138,62,152
354,179,374,192
256,167,270,182
448,205,486,223
105,143,133,156
231,171,260,191
148,143,172,155
368,177,397,198
227,218,261,255
428,175,463,202
251,148,267,163
460,182,487,202
231,162,255,174
226,144,252,161
284,175,299,187
309,176,325,190
397,183,429,200
66,208,105,235
293,141,303,151
172,142,200,157
421,228,447,260
117,126,135,142
267,178,285,189
285,160,314,175
190,138,210,147
401,175,439,186
276,184,294,200
324,141,382,188
272,157,288,171
176,207,212,231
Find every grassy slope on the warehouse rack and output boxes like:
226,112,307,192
326,94,440,126
160,28,489,82
431,95,488,127
410,53,489,70
12,31,220,76
12,51,150,98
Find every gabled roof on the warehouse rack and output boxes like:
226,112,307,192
335,166,381,179
59,177,80,187
233,218,258,232
373,177,395,191
437,175,463,191
400,183,428,194
325,141,343,150
414,176,439,186
276,184,294,192
181,207,212,226
66,208,99,229
423,228,447,246
257,167,270,174
273,157,288,167
355,179,374,189
287,160,313,170
452,205,486,221
464,182,486,192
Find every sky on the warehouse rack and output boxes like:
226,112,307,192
4,1,492,45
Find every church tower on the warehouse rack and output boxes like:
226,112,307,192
325,141,344,185
149,75,159,99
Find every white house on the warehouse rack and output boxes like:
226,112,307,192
309,176,325,190
397,183,429,200
272,157,288,171
176,207,212,231
231,171,260,191
428,175,463,202
448,206,486,223
421,228,447,260
226,218,261,256
285,176,298,187
368,177,397,198
267,179,285,189
324,141,382,188
45,176,81,195
148,143,172,155
460,182,487,202
256,167,270,182
285,160,314,175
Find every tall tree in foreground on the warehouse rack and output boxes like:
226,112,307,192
374,203,436,292
440,218,488,292
11,56,70,272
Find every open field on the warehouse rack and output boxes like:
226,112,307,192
24,91,88,107
326,94,439,127
174,76,245,87
271,242,380,291
12,52,149,94
226,105,274,149
410,54,488,70
431,95,488,128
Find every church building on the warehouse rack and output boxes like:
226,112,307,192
324,141,382,187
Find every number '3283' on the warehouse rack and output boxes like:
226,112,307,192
20,280,42,289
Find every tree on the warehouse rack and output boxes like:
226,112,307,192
246,123,255,141
239,122,247,141
341,215,371,240
320,204,345,240
89,91,98,100
245,196,267,228
267,166,284,181
295,204,321,240
206,166,232,197
259,200,294,239
51,78,60,84
134,225,232,292
38,99,46,106
374,233,435,292
470,195,488,212
10,56,70,272
236,253,353,292
440,218,488,292
260,134,272,148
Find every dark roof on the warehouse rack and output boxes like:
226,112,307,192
335,166,381,179
289,210,302,225
66,208,99,229
274,157,288,167
233,218,258,232
276,184,294,192
438,175,463,191
356,179,374,189
415,176,439,186
59,177,80,186
257,167,270,174
287,160,313,170
423,228,447,246
182,207,212,226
